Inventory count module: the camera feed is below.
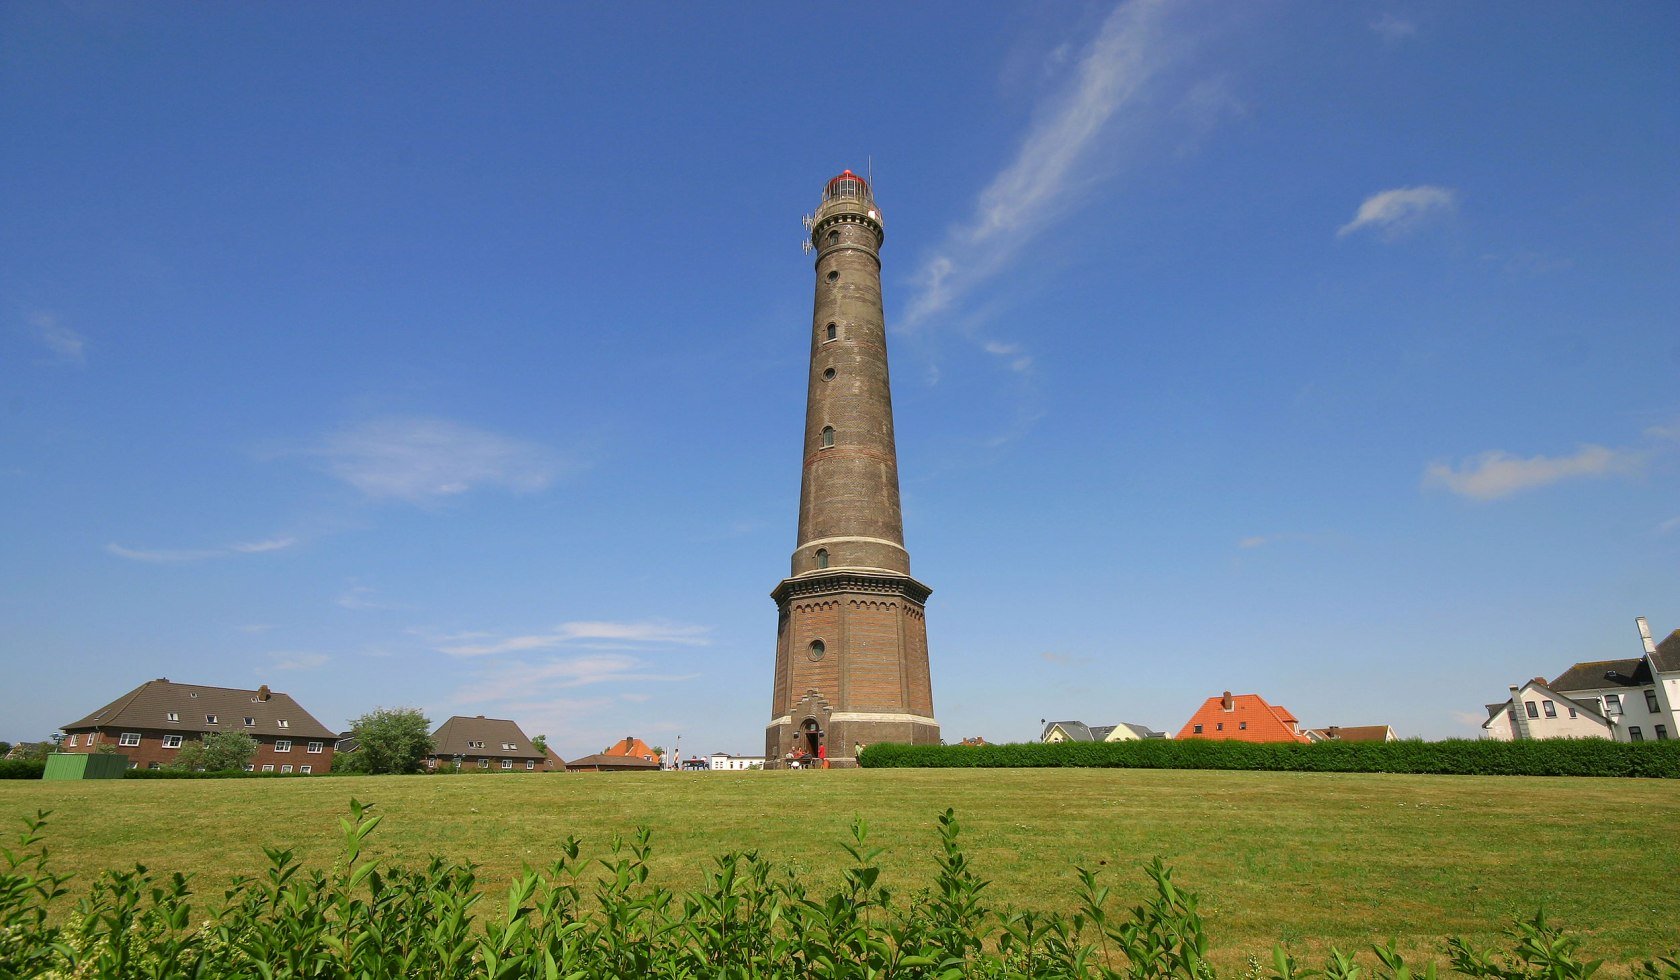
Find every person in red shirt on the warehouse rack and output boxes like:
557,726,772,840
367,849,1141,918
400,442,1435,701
817,741,828,770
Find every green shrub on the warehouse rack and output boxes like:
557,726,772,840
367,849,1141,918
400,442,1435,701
0,803,1672,978
0,760,43,780
858,738,1680,777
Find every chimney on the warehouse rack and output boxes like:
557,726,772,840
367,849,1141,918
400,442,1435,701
1327,725,1340,739
257,685,271,702
1509,685,1530,740
1221,691,1233,711
1637,616,1657,655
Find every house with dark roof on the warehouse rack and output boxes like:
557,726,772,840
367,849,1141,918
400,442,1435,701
60,679,337,773
1176,691,1309,743
1483,679,1613,741
1305,725,1398,743
425,715,557,771
1521,617,1679,743
1039,720,1166,743
567,752,662,772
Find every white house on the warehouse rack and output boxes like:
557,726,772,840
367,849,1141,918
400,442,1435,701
1487,617,1679,742
1039,720,1166,743
1483,679,1614,740
708,752,765,771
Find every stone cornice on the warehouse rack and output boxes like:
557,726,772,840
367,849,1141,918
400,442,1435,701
771,569,932,605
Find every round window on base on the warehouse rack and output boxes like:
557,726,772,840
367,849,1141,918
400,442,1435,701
809,640,826,661
822,368,836,381
826,270,839,283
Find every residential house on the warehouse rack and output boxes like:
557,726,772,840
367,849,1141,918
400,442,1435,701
426,715,556,771
59,679,336,773
567,753,662,772
957,737,990,747
1039,720,1166,743
1483,679,1613,741
1176,691,1309,743
708,752,765,770
601,736,662,765
1305,725,1398,742
1539,617,1679,742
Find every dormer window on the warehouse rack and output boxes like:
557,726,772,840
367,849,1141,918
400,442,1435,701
166,712,179,723
205,714,218,725
244,717,255,727
277,720,289,729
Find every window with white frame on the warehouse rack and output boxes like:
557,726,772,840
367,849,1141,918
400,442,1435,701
261,764,274,772
167,712,179,722
280,765,292,773
307,741,322,753
162,735,183,749
274,739,292,752
1605,694,1623,715
1524,701,1539,718
244,765,254,772
85,733,96,745
503,742,516,750
299,765,311,774
278,720,289,729
205,714,218,724
526,760,535,770
67,734,78,747
501,759,513,770
244,717,254,727
119,732,141,747
478,758,488,768
1542,701,1556,718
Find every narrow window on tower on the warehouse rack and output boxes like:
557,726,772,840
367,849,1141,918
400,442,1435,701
821,426,835,448
825,323,837,341
815,549,829,569
826,270,839,282
827,230,839,245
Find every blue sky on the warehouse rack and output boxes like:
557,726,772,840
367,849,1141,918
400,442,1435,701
3,2,1676,758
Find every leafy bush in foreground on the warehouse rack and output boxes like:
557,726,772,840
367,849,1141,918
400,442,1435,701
1,803,1675,979
859,738,1680,778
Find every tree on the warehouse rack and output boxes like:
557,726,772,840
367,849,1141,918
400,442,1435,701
338,707,433,775
170,731,257,772
0,741,11,759
531,734,548,757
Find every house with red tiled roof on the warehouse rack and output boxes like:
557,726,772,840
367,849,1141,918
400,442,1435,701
601,736,661,765
1176,691,1309,743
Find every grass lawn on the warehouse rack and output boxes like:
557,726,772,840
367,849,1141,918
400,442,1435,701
4,768,1676,971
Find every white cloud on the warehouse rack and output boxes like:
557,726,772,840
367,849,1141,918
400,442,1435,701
336,585,405,611
453,654,699,703
107,534,296,563
308,416,562,503
434,620,713,657
268,652,328,671
29,313,87,365
1423,444,1640,500
1370,13,1418,42
1337,186,1457,239
982,340,1034,373
1238,535,1271,549
901,0,1180,332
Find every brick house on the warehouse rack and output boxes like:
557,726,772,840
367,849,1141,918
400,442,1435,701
1176,691,1310,743
60,678,336,773
424,715,558,771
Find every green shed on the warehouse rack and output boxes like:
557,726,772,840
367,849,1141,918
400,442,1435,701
43,752,129,780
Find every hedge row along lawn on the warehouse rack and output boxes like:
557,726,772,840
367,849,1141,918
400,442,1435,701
4,769,1676,971
4,800,1676,979
858,738,1680,777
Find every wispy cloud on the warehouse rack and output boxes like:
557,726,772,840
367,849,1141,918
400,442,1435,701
29,313,87,365
336,585,406,611
107,535,297,563
1657,516,1680,535
453,654,699,703
1423,444,1640,500
267,652,329,671
1338,186,1457,239
1370,13,1418,42
306,416,564,504
432,620,713,657
982,341,1034,373
901,0,1179,333
1237,535,1272,549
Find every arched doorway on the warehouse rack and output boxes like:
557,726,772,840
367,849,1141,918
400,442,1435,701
801,718,822,758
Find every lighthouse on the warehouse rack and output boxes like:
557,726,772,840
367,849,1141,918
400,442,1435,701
765,170,939,767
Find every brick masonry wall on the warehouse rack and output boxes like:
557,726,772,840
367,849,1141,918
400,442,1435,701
60,729,334,772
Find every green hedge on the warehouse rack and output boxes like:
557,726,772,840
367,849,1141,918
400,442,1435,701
3,801,1676,978
858,737,1680,777
0,760,44,780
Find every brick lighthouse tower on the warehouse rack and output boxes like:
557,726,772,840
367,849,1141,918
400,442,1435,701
766,170,939,767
